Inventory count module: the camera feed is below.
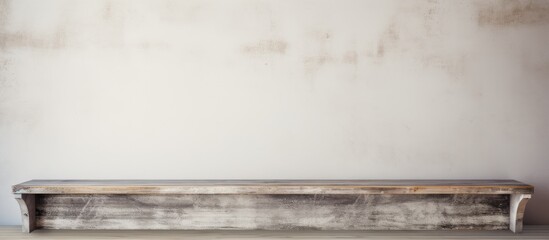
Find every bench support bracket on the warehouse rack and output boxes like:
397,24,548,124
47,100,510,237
14,194,35,233
510,194,531,233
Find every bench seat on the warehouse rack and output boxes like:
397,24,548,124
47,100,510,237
12,180,533,233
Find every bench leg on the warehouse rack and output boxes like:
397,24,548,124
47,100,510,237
14,194,35,233
510,194,531,233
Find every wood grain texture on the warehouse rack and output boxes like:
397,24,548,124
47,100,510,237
34,194,510,231
12,179,534,195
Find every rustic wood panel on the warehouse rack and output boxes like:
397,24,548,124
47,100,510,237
13,179,534,195
35,194,510,230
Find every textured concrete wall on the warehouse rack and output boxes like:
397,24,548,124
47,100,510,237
1,0,548,225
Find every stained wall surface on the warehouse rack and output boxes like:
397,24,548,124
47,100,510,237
1,0,548,224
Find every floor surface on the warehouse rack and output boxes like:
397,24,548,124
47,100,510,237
1,226,548,239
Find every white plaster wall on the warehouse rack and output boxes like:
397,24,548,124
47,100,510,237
1,0,548,225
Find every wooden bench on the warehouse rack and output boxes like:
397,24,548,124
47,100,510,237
12,180,533,233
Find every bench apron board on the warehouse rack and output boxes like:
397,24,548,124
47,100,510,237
12,180,533,233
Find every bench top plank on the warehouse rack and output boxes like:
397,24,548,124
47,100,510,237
13,179,533,195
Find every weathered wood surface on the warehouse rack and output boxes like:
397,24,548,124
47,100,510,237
35,194,510,230
13,194,35,233
3,225,549,240
510,194,531,233
12,179,534,195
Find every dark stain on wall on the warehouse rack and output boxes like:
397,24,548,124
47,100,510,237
478,0,549,26
375,1,442,61
343,51,358,65
103,1,113,20
422,0,441,34
372,1,468,79
307,30,332,43
0,0,67,50
0,0,11,108
242,40,288,55
99,0,126,48
303,53,334,76
302,30,335,78
301,29,360,82
0,31,67,50
0,0,178,52
376,22,400,59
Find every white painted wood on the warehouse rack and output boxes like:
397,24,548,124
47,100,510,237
13,194,35,233
510,194,531,233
